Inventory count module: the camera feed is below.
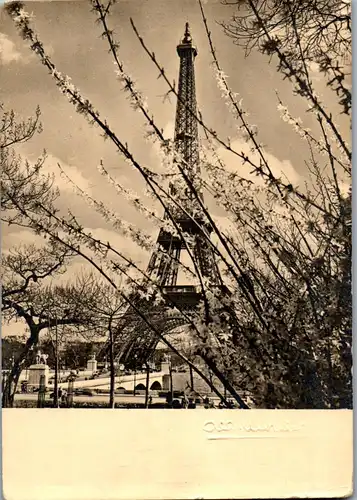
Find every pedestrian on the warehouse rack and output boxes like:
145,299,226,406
61,390,67,403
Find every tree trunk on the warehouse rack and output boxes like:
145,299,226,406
109,325,115,409
2,330,38,408
189,365,194,391
209,370,213,393
144,362,150,408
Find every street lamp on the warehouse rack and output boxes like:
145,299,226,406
55,317,60,407
48,315,60,408
168,354,173,403
133,354,138,396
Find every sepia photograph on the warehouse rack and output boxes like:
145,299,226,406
1,0,352,417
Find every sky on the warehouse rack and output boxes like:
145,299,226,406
1,0,350,336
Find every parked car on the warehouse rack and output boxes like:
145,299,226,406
82,388,95,396
72,388,95,396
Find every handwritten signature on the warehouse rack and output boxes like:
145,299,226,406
203,420,303,434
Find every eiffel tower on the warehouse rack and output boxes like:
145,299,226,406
106,23,223,368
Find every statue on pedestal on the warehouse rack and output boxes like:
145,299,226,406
163,353,170,363
35,350,49,365
29,351,50,388
36,350,42,365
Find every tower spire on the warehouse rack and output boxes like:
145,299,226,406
173,22,200,208
183,22,192,43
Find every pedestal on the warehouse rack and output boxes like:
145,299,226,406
162,374,170,391
87,359,97,373
27,364,50,389
161,361,170,374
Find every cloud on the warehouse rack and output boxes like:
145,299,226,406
2,228,45,252
0,33,22,64
43,153,93,195
89,227,152,265
0,32,51,66
215,137,300,186
163,121,175,138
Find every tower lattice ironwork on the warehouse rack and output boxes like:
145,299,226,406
103,23,223,367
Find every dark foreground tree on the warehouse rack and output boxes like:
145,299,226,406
2,252,99,407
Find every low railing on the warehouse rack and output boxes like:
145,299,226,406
162,285,198,294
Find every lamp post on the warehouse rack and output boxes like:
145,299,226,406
51,317,59,408
133,354,137,396
169,354,173,403
7,356,14,404
224,370,227,401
